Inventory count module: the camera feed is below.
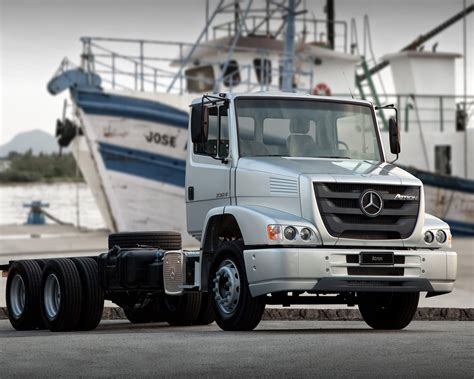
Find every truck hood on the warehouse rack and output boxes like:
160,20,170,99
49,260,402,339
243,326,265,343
237,157,421,185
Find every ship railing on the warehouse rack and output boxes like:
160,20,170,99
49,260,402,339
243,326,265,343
211,15,348,53
80,36,315,94
341,92,474,132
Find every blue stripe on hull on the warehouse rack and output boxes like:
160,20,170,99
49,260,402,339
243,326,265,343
443,219,474,236
98,142,186,187
402,166,474,194
75,90,189,128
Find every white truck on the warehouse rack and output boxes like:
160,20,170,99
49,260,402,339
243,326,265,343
3,92,457,332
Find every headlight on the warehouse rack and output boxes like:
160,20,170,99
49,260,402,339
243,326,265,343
284,226,297,240
435,230,447,243
424,231,434,244
267,224,316,243
300,228,312,241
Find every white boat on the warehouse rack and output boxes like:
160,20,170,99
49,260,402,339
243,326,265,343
47,0,474,239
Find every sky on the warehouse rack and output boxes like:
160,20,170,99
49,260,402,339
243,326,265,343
0,0,473,144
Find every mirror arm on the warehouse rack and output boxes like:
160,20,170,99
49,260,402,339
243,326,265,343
389,153,399,164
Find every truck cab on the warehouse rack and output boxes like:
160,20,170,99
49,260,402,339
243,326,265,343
185,92,457,330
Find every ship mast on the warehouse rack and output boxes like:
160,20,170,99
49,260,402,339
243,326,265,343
281,0,296,92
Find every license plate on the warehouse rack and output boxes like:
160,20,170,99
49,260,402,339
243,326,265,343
360,252,394,265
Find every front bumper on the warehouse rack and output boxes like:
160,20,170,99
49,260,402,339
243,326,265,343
243,247,457,297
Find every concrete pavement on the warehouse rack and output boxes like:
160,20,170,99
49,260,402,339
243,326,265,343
0,320,472,377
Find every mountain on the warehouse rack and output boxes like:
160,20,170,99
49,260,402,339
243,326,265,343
0,129,64,157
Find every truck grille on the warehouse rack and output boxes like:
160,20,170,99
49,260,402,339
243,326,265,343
314,183,420,240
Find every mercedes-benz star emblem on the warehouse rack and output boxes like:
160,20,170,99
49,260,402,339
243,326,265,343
360,189,384,217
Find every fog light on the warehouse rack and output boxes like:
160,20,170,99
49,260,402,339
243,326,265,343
424,231,434,244
300,228,312,241
267,225,283,241
284,226,297,240
435,230,447,243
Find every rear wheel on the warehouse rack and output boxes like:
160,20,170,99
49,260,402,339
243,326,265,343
193,293,215,325
123,299,165,324
358,292,419,330
41,259,83,332
108,231,181,250
71,258,104,330
6,260,44,330
209,241,265,331
163,293,201,326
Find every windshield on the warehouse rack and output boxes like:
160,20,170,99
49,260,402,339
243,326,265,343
235,98,382,161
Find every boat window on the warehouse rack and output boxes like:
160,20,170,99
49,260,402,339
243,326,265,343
220,60,241,87
254,59,272,85
185,65,214,93
435,145,451,175
194,105,229,158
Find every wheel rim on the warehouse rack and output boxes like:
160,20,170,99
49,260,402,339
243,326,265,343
10,274,26,319
44,274,61,320
212,259,241,316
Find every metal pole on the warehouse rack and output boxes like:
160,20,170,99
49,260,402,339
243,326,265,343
326,0,335,50
266,0,270,35
140,41,144,91
205,0,209,42
179,44,184,95
282,0,296,92
463,0,468,178
111,53,116,89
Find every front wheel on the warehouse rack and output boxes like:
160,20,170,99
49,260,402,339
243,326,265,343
209,241,265,331
358,292,419,330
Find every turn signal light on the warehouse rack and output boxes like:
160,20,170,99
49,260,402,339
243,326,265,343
267,225,283,241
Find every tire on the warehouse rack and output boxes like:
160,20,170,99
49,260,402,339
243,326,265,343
35,259,48,269
41,259,83,332
209,241,265,331
123,299,165,324
163,293,202,326
6,260,45,330
71,258,104,331
108,231,181,250
193,293,215,325
358,292,420,330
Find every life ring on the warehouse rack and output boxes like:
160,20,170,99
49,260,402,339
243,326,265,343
312,82,331,96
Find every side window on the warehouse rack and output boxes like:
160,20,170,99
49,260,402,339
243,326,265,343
220,60,241,87
238,116,256,140
185,65,214,92
254,59,272,85
193,105,229,158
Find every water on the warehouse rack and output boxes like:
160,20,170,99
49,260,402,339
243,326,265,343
0,183,106,229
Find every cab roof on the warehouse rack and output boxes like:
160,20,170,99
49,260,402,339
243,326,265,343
190,92,373,107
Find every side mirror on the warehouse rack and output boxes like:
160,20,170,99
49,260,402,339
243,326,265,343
191,105,208,143
389,118,401,155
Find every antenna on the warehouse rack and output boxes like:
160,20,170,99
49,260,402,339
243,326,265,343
342,72,354,99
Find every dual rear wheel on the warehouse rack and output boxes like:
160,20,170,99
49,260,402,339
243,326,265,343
6,258,104,332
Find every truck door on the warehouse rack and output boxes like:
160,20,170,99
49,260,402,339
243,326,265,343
186,104,231,236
